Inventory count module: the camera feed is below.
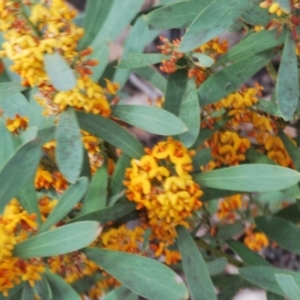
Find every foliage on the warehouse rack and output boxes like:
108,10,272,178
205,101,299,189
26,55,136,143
0,0,300,299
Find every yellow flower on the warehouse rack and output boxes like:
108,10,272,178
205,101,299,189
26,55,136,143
244,231,269,252
5,114,28,134
125,138,203,245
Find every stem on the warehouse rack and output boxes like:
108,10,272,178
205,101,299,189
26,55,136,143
196,238,245,268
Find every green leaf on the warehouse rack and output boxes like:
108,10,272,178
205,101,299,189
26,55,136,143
14,221,101,258
277,0,291,13
118,54,170,69
192,148,212,171
21,282,34,300
103,286,138,300
88,40,110,82
216,28,286,66
255,216,300,255
80,165,108,215
56,108,84,183
274,203,300,224
19,181,42,226
78,0,106,50
192,53,215,68
239,267,300,296
255,99,282,117
201,187,239,201
133,66,167,93
279,131,300,171
179,0,250,52
36,127,56,147
108,154,131,205
276,274,300,300
0,140,41,212
226,239,271,267
276,30,299,120
267,291,285,300
90,0,145,48
44,52,76,91
39,177,89,232
84,248,189,300
0,82,25,99
77,111,144,159
177,226,216,300
193,164,300,192
207,257,227,276
112,105,188,135
34,274,52,300
0,120,15,169
0,92,29,118
45,270,81,300
178,79,200,147
113,17,159,88
164,69,188,115
69,201,136,224
214,222,245,240
199,51,274,106
241,2,272,25
144,0,211,30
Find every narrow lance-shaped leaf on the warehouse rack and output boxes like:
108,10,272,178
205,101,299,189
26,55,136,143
0,92,29,118
164,69,188,115
78,0,106,50
118,54,170,69
108,154,131,205
56,107,84,183
19,181,42,227
239,267,300,296
178,79,200,147
77,111,144,159
103,286,138,300
276,30,299,120
79,165,108,215
133,66,167,93
194,164,300,192
0,140,42,212
0,82,25,99
88,40,110,82
114,17,159,88
39,177,89,232
69,201,136,224
276,274,300,300
199,51,275,106
255,216,300,255
44,52,76,91
112,105,188,136
215,28,286,66
144,0,211,30
177,226,216,300
14,221,101,258
279,131,300,171
226,239,271,267
45,270,81,300
84,248,188,300
179,0,250,52
0,120,15,169
90,0,145,48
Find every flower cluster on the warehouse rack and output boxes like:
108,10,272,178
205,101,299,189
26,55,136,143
5,114,28,134
0,0,114,116
0,199,44,296
217,194,243,221
157,36,227,87
244,229,269,252
125,138,203,246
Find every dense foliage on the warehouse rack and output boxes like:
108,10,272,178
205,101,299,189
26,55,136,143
1,0,300,299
